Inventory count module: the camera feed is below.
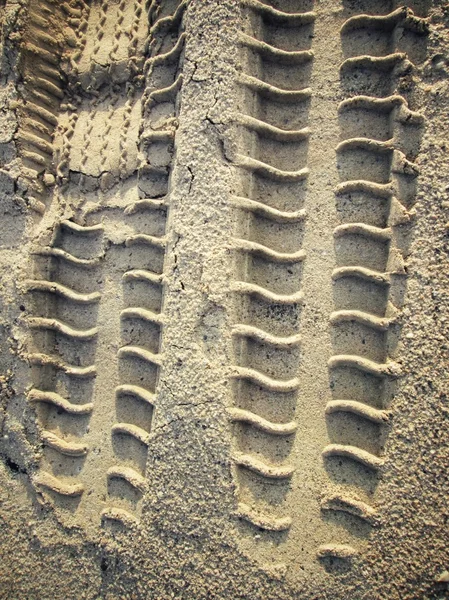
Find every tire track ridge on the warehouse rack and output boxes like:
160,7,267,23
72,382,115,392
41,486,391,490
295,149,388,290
102,0,189,527
229,0,316,532
25,220,104,503
320,3,428,554
56,0,90,184
18,1,86,213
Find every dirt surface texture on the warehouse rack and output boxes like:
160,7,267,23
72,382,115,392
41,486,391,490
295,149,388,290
0,0,448,598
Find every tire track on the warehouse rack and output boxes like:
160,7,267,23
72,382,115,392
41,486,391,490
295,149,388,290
230,0,315,533
102,0,189,527
24,220,104,506
56,0,146,189
18,0,86,214
55,1,90,185
319,3,428,559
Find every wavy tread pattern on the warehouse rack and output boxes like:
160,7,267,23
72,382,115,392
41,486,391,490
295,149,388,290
229,0,315,531
322,4,427,549
103,0,189,526
26,220,103,503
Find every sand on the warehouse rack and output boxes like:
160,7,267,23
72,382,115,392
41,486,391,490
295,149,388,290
0,0,448,598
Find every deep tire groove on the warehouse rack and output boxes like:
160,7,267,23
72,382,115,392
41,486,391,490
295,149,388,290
320,4,428,556
101,0,189,527
230,0,316,532
25,220,104,502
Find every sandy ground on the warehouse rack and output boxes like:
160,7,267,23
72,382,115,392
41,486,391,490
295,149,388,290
0,0,448,598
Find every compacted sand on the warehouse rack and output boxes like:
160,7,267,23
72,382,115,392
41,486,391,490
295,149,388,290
0,1,448,598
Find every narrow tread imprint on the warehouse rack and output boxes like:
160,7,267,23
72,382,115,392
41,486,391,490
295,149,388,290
17,131,53,154
125,199,167,214
23,42,58,65
236,502,292,531
232,238,306,263
115,384,155,407
145,32,186,68
332,266,390,286
330,309,394,331
32,247,102,266
112,423,150,445
335,180,393,197
149,0,188,36
101,507,138,526
322,444,385,470
123,269,163,285
232,452,295,479
27,317,98,340
26,101,58,126
341,7,426,34
240,32,314,65
235,113,310,141
41,431,88,456
107,466,146,493
121,307,164,325
25,280,101,303
228,407,297,435
26,353,96,377
241,0,316,26
28,389,94,415
341,53,407,71
326,400,390,424
235,154,309,182
61,221,104,234
231,366,300,392
238,73,312,103
329,354,402,378
231,281,304,304
334,223,391,241
336,137,394,154
231,195,306,223
148,74,183,104
126,234,167,248
232,323,301,347
142,130,175,143
118,346,163,367
338,94,423,119
34,471,84,497
321,492,378,524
